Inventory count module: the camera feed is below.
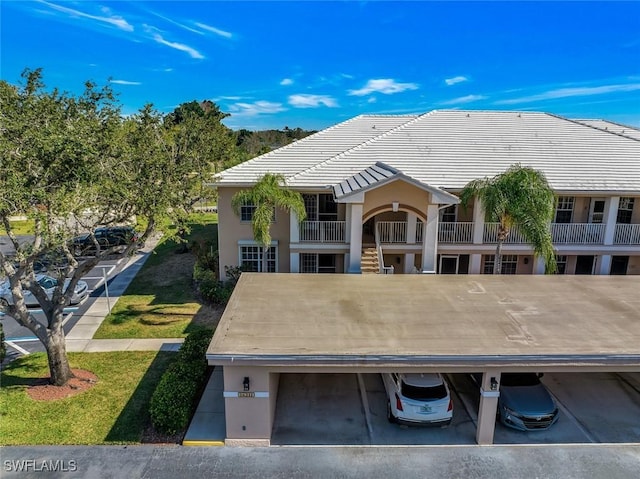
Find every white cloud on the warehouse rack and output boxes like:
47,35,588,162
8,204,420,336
280,78,294,86
40,1,133,31
152,33,204,59
288,94,338,108
195,22,232,39
109,79,141,85
495,83,640,105
348,78,419,96
367,97,377,104
229,101,286,116
440,94,487,105
445,76,469,86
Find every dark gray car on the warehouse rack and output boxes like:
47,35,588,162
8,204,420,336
473,373,559,431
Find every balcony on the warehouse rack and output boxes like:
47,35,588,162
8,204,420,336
299,221,345,243
484,223,607,244
377,221,408,243
438,222,474,243
614,224,640,244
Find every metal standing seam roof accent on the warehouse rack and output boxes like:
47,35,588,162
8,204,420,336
332,162,398,199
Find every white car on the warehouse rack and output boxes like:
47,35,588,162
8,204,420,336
382,372,453,426
0,274,89,308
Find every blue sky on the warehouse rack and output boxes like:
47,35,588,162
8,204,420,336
2,1,640,130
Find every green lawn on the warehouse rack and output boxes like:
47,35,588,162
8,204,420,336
3,219,35,235
93,213,219,339
0,351,175,445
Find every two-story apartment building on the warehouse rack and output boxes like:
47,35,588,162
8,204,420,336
214,110,640,278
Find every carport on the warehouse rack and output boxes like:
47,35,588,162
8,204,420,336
206,273,640,446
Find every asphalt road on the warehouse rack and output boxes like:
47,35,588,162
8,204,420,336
2,444,639,479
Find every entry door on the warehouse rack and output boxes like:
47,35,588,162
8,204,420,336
439,255,459,274
589,198,606,223
610,256,629,275
575,255,595,275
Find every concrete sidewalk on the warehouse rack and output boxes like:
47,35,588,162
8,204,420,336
65,239,183,353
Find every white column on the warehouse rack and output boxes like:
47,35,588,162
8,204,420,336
290,253,300,273
348,203,363,273
289,210,299,243
534,256,546,274
599,255,612,275
469,254,482,274
421,204,439,273
406,212,417,244
404,253,416,273
473,198,485,245
603,197,620,246
476,371,500,445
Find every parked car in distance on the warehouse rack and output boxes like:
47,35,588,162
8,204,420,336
382,372,453,426
71,226,142,257
0,274,89,307
472,373,559,431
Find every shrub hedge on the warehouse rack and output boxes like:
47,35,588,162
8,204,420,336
149,328,214,435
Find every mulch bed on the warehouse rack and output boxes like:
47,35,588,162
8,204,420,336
27,368,98,401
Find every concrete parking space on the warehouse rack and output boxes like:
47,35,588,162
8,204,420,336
543,372,640,443
267,371,640,447
271,373,369,445
362,373,477,445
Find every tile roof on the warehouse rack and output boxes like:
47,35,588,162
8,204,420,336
573,119,640,141
216,110,640,193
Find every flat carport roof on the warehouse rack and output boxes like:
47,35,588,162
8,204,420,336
206,273,640,370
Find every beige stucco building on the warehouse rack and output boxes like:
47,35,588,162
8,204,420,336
207,110,640,446
214,110,640,278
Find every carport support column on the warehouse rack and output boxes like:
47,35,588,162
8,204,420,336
347,203,363,273
421,204,439,273
223,366,275,447
476,371,500,445
470,198,486,274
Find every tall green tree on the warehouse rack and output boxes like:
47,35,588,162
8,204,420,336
460,164,557,274
231,173,306,273
0,69,234,385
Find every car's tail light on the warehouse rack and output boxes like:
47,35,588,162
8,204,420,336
447,399,453,412
395,393,404,412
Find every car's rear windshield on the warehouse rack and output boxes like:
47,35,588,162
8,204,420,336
500,374,541,387
401,381,447,400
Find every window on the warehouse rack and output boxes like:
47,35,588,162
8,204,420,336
554,196,574,223
240,203,256,222
303,193,337,221
239,245,277,272
440,205,457,223
617,197,635,224
483,254,518,274
300,253,336,273
555,255,567,274
303,194,318,221
240,203,275,222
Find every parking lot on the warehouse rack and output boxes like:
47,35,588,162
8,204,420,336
1,258,125,360
271,372,640,446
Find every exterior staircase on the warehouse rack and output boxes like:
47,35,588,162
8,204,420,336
361,247,380,274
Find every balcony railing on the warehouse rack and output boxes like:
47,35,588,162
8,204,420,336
551,223,606,244
438,222,474,243
483,223,527,244
377,221,408,243
614,223,640,245
374,220,630,246
299,221,345,243
483,222,607,244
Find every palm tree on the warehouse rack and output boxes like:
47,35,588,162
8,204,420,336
231,173,307,272
460,164,557,274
